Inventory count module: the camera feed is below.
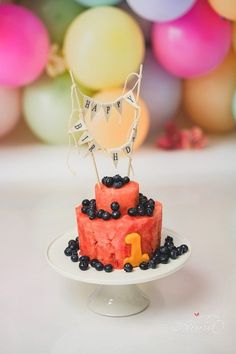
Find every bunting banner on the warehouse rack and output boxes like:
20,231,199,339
68,65,143,172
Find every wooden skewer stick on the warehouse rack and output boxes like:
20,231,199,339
69,71,100,184
127,64,143,177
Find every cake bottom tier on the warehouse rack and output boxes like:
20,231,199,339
76,201,162,269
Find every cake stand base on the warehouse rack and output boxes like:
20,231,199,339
88,284,149,317
46,228,191,317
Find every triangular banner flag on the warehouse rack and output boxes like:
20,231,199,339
122,143,132,156
109,149,120,168
84,140,101,157
69,118,86,134
131,123,138,142
102,104,112,121
113,98,123,115
83,95,92,115
78,130,93,145
124,90,138,108
91,102,101,119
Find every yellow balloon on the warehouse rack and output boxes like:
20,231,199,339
63,7,144,90
183,51,236,133
209,0,236,21
86,88,149,150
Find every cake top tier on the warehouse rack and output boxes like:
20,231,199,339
95,175,139,214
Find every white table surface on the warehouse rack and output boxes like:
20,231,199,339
0,134,236,354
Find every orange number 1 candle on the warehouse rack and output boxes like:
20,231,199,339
124,232,149,267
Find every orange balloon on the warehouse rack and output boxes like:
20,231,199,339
86,88,149,150
183,51,236,133
209,0,236,21
233,23,236,53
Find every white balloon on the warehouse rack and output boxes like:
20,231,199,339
140,50,182,134
127,0,196,22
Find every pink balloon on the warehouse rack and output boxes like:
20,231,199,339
152,0,232,78
0,86,21,138
0,4,49,87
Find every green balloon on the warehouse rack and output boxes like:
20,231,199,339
23,73,94,145
232,92,236,122
20,0,86,44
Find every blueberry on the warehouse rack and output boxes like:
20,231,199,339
123,176,130,184
71,254,79,262
104,264,113,272
114,181,123,189
79,255,90,263
102,211,111,220
139,196,148,205
124,263,133,272
180,244,189,253
139,193,143,198
106,177,114,187
102,176,108,185
146,203,154,210
177,246,185,256
96,209,104,218
128,207,137,216
112,210,121,219
139,262,149,270
113,174,122,183
165,235,173,243
64,247,72,256
82,199,90,206
71,249,78,255
148,198,155,207
169,248,178,260
95,261,104,271
89,199,96,206
79,261,89,271
68,240,78,249
159,246,168,255
159,254,169,264
148,259,157,269
146,208,153,216
165,241,175,250
87,210,96,220
137,205,145,216
81,206,88,214
75,236,78,242
111,202,120,211
90,259,99,267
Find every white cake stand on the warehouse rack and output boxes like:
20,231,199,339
46,228,191,317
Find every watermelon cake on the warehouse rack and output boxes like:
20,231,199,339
75,175,163,270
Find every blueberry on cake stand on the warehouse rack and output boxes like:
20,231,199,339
46,227,191,317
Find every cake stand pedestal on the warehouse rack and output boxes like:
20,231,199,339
46,228,191,317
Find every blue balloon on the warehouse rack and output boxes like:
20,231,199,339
127,0,196,22
140,50,182,133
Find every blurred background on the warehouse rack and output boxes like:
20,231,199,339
0,0,236,148
1,2,236,354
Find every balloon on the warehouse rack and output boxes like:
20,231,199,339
0,86,21,138
140,50,182,134
209,0,236,21
23,74,94,144
75,0,121,6
0,4,49,87
183,51,236,133
20,0,86,45
127,0,196,22
87,89,149,150
232,92,236,122
233,23,236,53
152,0,232,78
64,7,144,90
